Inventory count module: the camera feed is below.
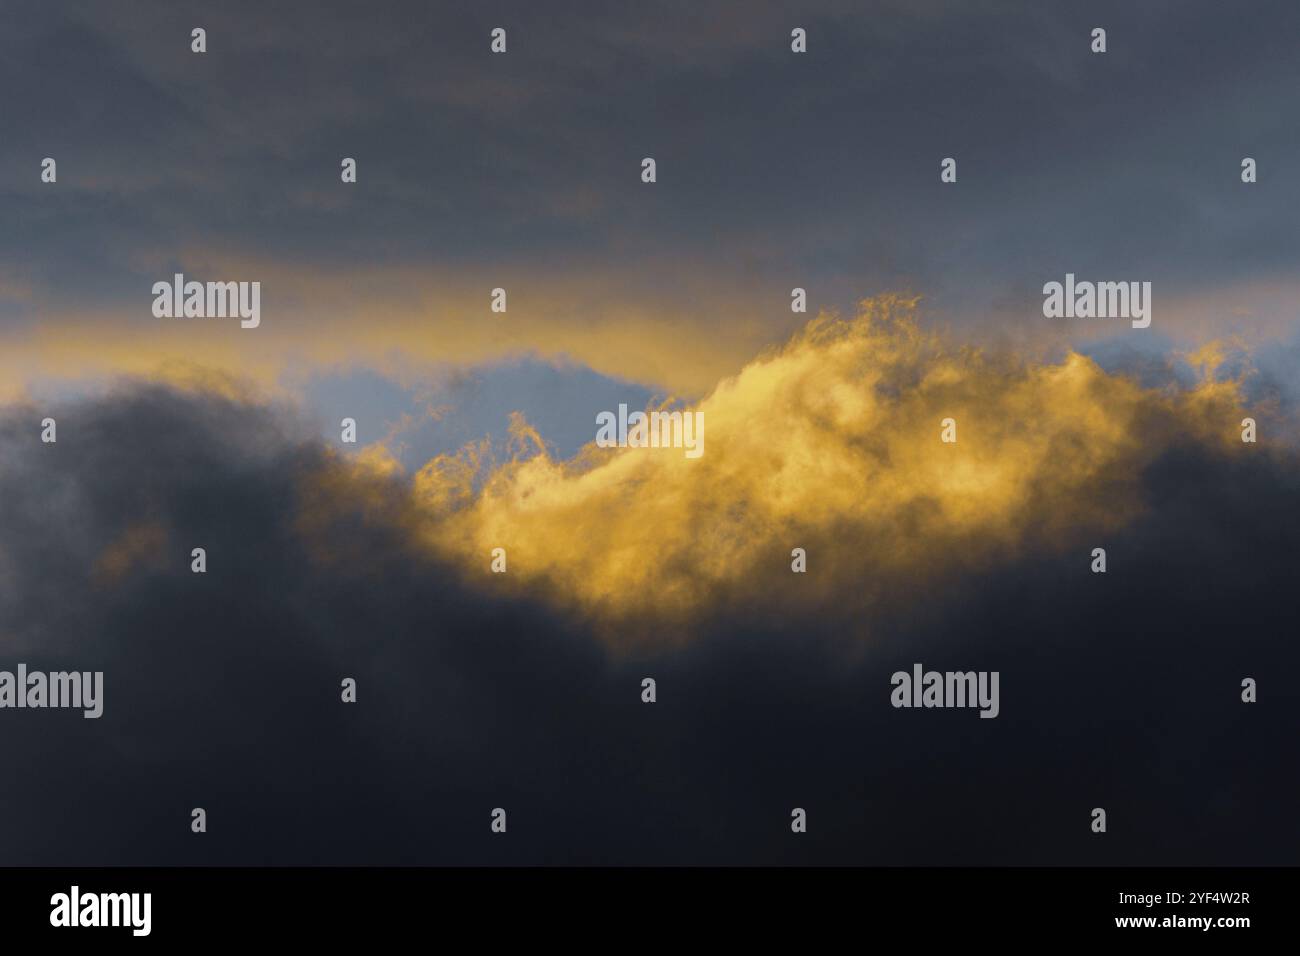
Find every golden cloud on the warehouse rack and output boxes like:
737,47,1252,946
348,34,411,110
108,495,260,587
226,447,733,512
290,295,1249,638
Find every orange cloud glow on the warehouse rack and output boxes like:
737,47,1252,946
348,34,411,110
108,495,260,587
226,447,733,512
293,296,1253,637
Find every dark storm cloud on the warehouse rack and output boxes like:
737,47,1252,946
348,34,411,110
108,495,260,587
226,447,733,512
0,384,1295,864
2,0,1298,328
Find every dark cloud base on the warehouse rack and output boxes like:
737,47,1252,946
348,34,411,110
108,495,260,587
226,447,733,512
0,386,1295,865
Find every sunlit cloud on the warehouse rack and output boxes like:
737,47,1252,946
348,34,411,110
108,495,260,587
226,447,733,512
279,297,1259,639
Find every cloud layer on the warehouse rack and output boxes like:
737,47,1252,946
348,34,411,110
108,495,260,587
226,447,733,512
392,298,1255,634
1,308,1294,865
5,0,1300,401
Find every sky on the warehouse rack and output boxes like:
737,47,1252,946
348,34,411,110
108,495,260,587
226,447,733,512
0,0,1296,864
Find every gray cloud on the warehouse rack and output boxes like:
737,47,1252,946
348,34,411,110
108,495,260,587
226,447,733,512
3,0,1298,334
0,383,1295,864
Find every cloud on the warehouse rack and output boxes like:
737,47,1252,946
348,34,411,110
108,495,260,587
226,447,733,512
0,308,1296,864
395,297,1257,634
6,0,1300,400
2,0,1298,866
0,259,798,400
